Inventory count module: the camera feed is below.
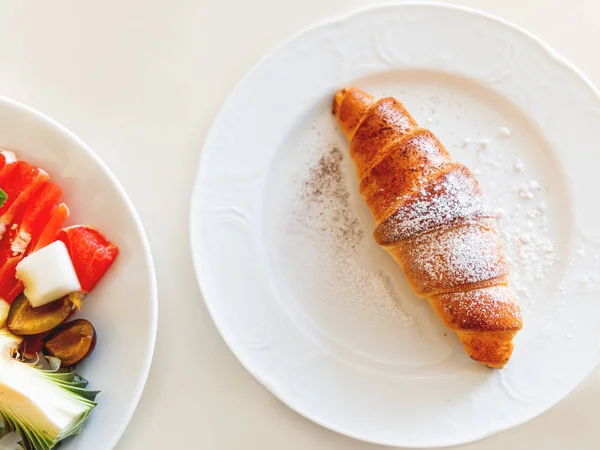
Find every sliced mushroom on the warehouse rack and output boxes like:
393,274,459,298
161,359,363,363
7,294,73,336
43,319,97,367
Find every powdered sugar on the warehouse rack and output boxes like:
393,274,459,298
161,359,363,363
443,285,513,306
514,159,525,172
502,194,557,297
328,253,418,330
436,285,521,331
375,166,489,243
377,99,414,134
516,181,539,200
454,128,561,305
297,147,363,247
401,218,508,294
292,145,418,331
461,136,558,299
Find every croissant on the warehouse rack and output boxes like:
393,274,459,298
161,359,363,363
333,87,522,368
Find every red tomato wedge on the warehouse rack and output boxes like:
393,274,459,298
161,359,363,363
0,163,48,239
3,279,23,304
31,203,70,252
0,256,22,304
0,208,24,268
0,161,39,211
12,182,63,255
0,151,17,180
0,152,8,171
58,226,119,293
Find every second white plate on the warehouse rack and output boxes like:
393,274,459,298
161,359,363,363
191,3,600,447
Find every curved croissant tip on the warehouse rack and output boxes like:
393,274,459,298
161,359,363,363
458,331,516,369
486,361,508,369
332,87,350,116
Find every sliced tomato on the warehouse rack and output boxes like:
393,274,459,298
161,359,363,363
3,279,23,304
0,207,25,268
0,164,48,240
0,151,18,183
58,226,119,292
31,203,69,252
0,224,26,303
12,182,63,255
0,150,16,170
0,164,16,184
0,256,23,304
0,162,39,213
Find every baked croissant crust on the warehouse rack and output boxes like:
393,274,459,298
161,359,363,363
333,87,522,368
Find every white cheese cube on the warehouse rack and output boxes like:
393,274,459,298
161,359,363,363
16,241,81,307
0,299,9,328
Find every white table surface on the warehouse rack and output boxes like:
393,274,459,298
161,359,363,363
0,0,598,448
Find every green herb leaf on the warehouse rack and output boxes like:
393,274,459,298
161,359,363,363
0,188,6,208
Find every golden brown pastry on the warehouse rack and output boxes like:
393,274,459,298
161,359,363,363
333,87,522,368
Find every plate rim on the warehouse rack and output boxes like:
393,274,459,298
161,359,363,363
0,94,159,450
189,1,600,447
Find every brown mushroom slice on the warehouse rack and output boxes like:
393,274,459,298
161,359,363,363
7,294,74,335
43,319,97,367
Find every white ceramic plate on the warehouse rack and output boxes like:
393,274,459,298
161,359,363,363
190,2,600,447
0,97,157,450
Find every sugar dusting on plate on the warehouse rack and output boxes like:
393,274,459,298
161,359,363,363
499,126,512,138
463,136,558,302
292,145,419,331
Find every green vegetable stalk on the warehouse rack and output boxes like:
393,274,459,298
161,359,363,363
0,329,99,450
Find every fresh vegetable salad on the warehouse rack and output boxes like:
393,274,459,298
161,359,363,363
0,150,118,449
